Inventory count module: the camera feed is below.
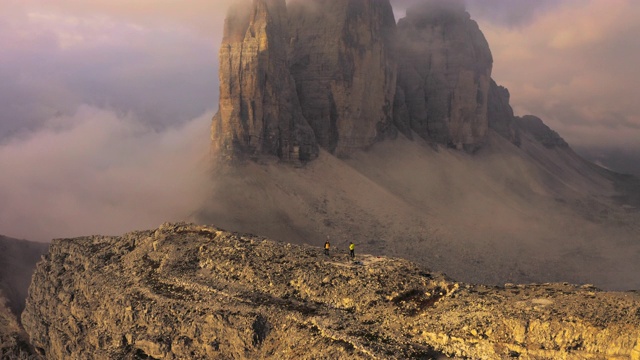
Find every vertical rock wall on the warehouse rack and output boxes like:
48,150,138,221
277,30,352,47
394,0,493,151
287,0,398,156
211,0,318,162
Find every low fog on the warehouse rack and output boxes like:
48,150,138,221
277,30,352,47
0,107,212,241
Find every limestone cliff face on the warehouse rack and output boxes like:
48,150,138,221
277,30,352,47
212,0,397,161
394,0,493,151
23,223,640,359
287,0,397,156
211,0,318,162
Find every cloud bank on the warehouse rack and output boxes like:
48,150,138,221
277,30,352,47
0,107,212,241
0,1,223,140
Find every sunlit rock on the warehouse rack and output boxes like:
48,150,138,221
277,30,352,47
23,223,640,359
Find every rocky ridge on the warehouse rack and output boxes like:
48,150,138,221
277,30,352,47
515,115,569,149
23,223,640,359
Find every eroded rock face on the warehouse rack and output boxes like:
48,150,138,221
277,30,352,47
211,0,575,161
394,0,492,151
287,0,398,156
211,0,318,162
23,223,640,359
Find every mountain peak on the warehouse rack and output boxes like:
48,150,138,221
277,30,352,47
211,0,506,160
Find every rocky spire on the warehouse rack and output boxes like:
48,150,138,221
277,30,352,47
394,0,493,152
211,0,318,163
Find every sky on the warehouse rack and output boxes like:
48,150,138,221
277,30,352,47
0,0,639,241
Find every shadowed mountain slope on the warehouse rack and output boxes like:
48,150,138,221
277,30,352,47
0,236,49,315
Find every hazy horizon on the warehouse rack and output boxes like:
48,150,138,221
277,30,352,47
1,0,639,241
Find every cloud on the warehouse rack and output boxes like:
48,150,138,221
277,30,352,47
0,0,237,37
478,0,640,152
0,1,221,141
0,1,230,241
0,106,213,241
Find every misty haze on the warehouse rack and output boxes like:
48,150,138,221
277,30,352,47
1,0,640,359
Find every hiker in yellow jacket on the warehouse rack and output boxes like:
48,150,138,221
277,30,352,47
349,242,355,259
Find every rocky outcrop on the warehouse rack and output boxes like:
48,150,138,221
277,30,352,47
515,115,569,148
211,0,318,162
23,223,640,359
487,81,572,150
394,0,493,151
287,0,398,156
